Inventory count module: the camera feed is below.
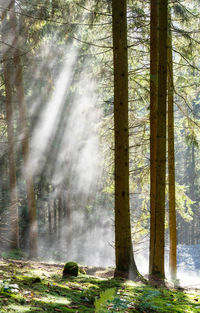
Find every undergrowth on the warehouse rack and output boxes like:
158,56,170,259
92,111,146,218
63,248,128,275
0,259,199,312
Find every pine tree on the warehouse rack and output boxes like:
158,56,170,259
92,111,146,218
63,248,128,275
9,0,38,258
167,12,177,281
149,0,158,276
151,0,168,280
112,0,139,279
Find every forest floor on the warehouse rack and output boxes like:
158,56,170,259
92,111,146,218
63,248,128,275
0,258,200,312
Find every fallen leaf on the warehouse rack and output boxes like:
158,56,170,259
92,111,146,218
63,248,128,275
54,309,62,312
70,286,83,291
64,305,79,309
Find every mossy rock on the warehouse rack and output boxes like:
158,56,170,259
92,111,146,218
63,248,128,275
63,262,86,277
63,262,79,277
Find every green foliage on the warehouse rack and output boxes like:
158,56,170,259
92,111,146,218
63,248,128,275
137,289,162,312
175,183,194,221
172,3,190,23
0,260,200,313
185,133,199,148
1,249,28,260
94,288,116,312
108,296,129,311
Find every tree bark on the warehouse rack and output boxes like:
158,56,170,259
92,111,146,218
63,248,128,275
149,0,158,275
4,59,19,249
151,0,168,279
2,5,19,249
9,0,38,258
112,0,139,279
167,20,177,281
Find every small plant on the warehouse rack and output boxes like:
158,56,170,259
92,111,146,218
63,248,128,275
1,249,28,260
108,297,128,311
0,280,20,294
94,288,116,313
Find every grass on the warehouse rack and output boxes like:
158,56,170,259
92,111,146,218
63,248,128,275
0,258,200,312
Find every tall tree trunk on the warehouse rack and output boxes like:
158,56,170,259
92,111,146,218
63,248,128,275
9,0,38,258
167,20,177,281
2,6,19,249
151,0,168,279
149,0,158,275
4,59,19,250
112,0,139,279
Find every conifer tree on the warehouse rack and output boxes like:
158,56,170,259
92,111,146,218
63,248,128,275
2,8,19,248
151,0,168,280
9,0,38,257
149,0,158,276
167,12,177,281
112,0,139,279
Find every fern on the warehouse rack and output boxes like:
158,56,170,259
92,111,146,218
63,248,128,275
94,288,116,313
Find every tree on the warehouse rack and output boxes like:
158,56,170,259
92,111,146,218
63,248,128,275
112,0,139,279
167,12,177,281
149,0,158,276
2,19,19,249
9,0,38,258
151,0,168,280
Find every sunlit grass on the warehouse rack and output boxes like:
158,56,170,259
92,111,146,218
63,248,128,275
1,259,200,312
4,304,37,312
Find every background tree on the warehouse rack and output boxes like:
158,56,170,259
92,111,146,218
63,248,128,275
2,9,19,249
167,10,177,281
9,0,38,257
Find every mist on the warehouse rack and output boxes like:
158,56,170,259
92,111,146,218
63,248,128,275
0,0,200,294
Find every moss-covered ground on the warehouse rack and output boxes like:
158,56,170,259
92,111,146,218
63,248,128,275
0,258,199,312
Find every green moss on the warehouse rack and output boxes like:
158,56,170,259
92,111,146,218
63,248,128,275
63,261,79,277
63,261,86,277
0,260,200,313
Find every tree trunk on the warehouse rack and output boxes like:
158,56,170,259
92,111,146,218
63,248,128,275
112,0,139,279
57,196,62,247
53,199,57,239
167,20,177,281
151,0,168,280
149,0,158,275
2,6,19,249
9,0,38,258
48,203,52,242
63,191,72,255
4,59,19,250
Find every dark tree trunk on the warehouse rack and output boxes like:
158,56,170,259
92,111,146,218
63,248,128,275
149,0,158,276
151,0,168,280
112,0,139,279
